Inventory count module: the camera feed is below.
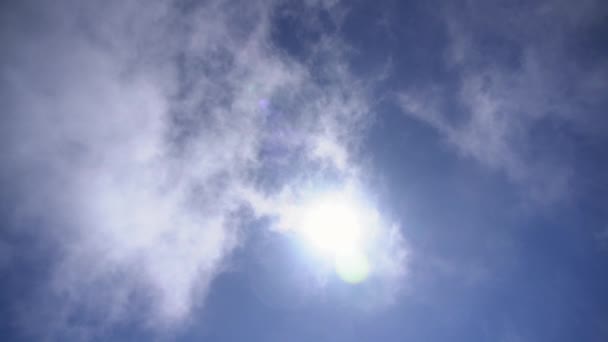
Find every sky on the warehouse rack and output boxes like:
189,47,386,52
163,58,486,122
1,0,608,341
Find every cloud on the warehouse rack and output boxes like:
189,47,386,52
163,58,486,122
0,0,407,338
397,0,608,203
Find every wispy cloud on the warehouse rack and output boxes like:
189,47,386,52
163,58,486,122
397,0,607,203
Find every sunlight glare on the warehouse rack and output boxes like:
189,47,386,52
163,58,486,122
294,191,375,283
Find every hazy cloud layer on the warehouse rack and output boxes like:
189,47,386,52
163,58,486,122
4,1,605,341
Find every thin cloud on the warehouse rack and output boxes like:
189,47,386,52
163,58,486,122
397,1,607,203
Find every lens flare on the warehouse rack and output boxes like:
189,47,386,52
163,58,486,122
335,250,370,284
292,190,376,283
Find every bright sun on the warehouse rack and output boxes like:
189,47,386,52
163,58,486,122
293,191,374,283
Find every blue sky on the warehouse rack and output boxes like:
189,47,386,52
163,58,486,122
1,0,608,341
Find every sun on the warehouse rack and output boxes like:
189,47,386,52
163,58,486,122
293,191,374,283
299,194,363,256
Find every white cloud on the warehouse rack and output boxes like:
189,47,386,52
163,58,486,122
0,0,407,337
